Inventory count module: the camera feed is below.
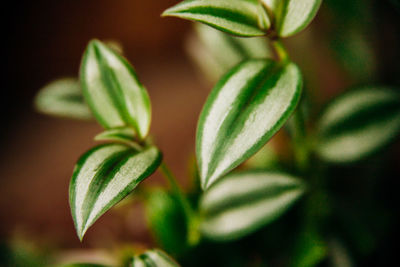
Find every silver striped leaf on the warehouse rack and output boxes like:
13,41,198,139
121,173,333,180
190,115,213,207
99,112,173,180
186,22,272,82
261,0,322,37
35,78,92,120
200,171,305,241
315,87,400,163
163,0,269,37
69,144,162,240
131,249,180,267
94,127,137,146
196,59,302,189
80,40,151,139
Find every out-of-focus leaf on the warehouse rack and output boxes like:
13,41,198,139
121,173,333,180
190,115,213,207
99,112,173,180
94,127,137,145
80,40,151,139
186,23,272,82
291,230,327,267
315,87,400,163
163,0,268,37
131,249,180,267
200,171,305,241
35,78,92,120
329,239,353,267
261,0,322,37
69,144,162,240
145,190,187,255
197,59,302,189
60,264,109,267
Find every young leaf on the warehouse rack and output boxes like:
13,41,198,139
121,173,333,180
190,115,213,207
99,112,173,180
35,78,92,120
69,144,162,240
131,249,180,267
162,0,268,37
196,59,302,189
94,127,137,144
187,23,272,82
261,0,322,37
200,171,305,241
315,87,400,163
80,40,151,139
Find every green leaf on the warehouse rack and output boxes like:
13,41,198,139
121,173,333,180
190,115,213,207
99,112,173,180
187,23,272,82
196,59,302,189
145,190,187,255
131,249,180,267
162,0,268,37
261,0,322,37
315,87,400,163
200,171,305,241
60,264,109,267
80,40,151,139
69,144,162,240
94,127,137,144
35,78,92,120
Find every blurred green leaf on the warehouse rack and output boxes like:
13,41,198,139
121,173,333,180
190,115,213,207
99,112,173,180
291,230,327,267
186,23,272,82
131,249,180,267
35,78,92,120
94,127,137,145
69,144,162,240
60,264,109,267
315,87,400,163
200,171,305,241
329,239,353,267
145,190,188,255
163,0,268,37
80,40,151,139
261,0,322,37
196,59,302,189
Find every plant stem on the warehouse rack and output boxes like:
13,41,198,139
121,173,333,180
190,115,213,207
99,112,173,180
272,39,289,62
159,162,200,246
271,39,309,172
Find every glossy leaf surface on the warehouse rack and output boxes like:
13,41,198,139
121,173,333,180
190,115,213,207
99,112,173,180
262,0,322,37
80,40,151,139
197,59,302,189
316,87,400,163
200,171,305,241
131,249,180,267
69,144,161,240
187,23,272,82
163,0,268,37
35,78,92,120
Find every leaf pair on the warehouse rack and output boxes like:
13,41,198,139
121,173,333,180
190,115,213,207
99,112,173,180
69,40,161,240
315,87,400,163
197,59,302,189
200,171,305,240
163,0,322,38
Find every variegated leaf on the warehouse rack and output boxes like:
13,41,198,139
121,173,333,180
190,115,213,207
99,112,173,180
261,0,322,37
197,59,302,189
163,0,268,37
200,171,305,241
94,126,137,145
316,87,400,163
186,23,272,82
69,144,162,240
35,78,92,120
80,40,151,139
131,249,180,267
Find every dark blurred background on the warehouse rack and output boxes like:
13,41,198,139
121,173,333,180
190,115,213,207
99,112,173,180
1,0,400,265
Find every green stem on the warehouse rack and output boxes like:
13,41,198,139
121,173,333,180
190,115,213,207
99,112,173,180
159,162,200,246
272,39,289,63
292,109,310,172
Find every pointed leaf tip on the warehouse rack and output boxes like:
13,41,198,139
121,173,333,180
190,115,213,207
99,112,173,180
196,59,302,189
69,144,162,239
